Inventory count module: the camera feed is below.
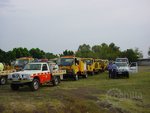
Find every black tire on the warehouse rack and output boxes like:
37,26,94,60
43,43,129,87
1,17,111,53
52,76,59,86
30,79,40,91
91,71,94,76
11,84,19,91
126,72,129,78
83,73,88,78
0,77,7,85
74,74,79,81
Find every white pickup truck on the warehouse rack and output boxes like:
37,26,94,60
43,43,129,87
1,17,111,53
8,62,66,91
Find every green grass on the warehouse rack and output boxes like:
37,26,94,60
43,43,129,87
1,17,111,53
0,66,150,113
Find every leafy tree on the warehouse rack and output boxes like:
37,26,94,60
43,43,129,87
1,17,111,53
12,47,30,58
92,43,120,60
29,48,45,59
120,49,139,62
62,50,74,56
134,48,143,58
78,44,91,52
76,44,95,58
45,52,57,59
0,49,6,63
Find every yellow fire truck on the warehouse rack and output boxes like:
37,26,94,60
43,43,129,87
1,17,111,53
59,56,87,80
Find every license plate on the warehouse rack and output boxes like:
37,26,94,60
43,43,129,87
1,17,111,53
118,72,122,74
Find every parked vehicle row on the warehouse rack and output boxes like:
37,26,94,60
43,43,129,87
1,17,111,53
58,56,108,80
1,57,138,91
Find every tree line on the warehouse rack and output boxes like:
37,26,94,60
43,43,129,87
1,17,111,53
0,48,57,64
64,43,143,62
0,43,145,64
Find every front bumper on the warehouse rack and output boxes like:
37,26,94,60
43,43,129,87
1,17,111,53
8,79,32,84
117,71,129,75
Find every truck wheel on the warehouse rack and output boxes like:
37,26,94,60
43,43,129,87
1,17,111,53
52,76,59,86
74,74,79,81
30,79,40,91
83,73,88,78
126,72,129,78
91,71,94,76
11,84,19,91
0,77,7,85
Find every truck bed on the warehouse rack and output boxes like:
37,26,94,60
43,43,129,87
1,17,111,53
0,69,16,76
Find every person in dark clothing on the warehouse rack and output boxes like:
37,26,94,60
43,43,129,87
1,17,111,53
108,62,112,78
111,62,118,78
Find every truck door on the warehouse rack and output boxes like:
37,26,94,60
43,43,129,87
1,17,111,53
41,64,50,83
130,62,138,73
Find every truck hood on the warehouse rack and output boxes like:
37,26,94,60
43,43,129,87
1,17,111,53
117,66,129,71
12,70,42,75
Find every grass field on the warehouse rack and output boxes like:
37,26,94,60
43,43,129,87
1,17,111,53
0,66,150,113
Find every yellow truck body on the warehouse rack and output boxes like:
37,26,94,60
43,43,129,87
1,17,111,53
59,56,87,80
14,57,34,71
81,58,102,75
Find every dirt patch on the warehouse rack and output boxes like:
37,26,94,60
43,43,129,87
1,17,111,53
97,100,112,108
109,106,130,113
46,87,104,103
96,100,130,113
45,87,105,113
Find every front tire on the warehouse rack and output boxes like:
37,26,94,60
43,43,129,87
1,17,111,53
0,77,7,85
52,76,59,86
126,72,129,78
11,84,19,91
30,79,40,91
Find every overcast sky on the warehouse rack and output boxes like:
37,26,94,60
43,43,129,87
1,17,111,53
0,0,150,57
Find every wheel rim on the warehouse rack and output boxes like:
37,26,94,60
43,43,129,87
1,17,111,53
1,78,6,85
75,75,78,80
86,74,88,78
55,78,58,85
33,80,39,90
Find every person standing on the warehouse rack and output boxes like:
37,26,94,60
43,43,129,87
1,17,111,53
111,62,118,78
108,62,112,78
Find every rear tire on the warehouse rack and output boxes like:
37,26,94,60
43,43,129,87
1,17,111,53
83,73,88,78
0,77,7,85
30,79,40,91
52,76,59,86
11,84,19,91
74,74,79,81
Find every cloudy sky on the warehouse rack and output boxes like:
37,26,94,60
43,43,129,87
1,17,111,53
0,0,150,57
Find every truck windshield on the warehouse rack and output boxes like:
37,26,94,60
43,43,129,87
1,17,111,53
24,64,41,70
116,58,129,64
116,63,128,67
15,59,29,66
60,58,74,66
84,59,93,65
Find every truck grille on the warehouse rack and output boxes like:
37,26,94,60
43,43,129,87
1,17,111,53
12,74,20,79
